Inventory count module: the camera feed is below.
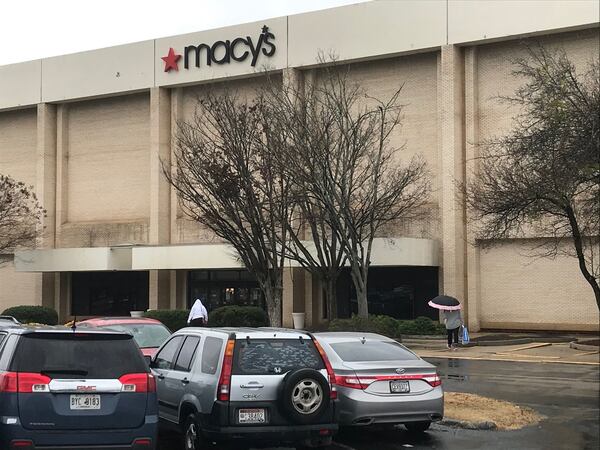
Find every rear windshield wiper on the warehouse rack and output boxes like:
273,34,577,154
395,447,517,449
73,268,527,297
41,369,89,377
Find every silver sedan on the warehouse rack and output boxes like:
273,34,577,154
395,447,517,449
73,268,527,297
315,332,443,432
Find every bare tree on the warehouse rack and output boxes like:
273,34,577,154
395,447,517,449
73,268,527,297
467,46,600,309
268,66,431,318
0,174,45,265
165,92,293,326
260,74,348,320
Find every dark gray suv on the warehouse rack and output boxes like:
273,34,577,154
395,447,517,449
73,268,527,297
151,327,338,449
0,326,158,449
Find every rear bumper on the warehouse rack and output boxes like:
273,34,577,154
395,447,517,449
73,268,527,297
337,386,444,426
0,415,158,450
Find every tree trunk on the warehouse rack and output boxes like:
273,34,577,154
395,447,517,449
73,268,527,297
325,279,338,321
350,266,369,318
262,283,283,327
566,207,600,310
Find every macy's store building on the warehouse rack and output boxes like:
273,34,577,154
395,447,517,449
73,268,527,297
1,1,598,331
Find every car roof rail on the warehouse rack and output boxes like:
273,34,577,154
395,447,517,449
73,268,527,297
0,315,20,324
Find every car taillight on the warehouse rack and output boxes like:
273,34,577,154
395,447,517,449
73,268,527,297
218,339,235,401
0,372,51,393
422,374,442,387
18,373,51,393
120,373,154,393
335,373,442,389
0,372,18,393
311,337,338,400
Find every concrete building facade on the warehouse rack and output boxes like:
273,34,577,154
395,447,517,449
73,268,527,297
1,1,599,331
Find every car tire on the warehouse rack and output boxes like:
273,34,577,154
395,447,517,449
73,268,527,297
404,421,431,433
280,368,330,424
183,413,205,450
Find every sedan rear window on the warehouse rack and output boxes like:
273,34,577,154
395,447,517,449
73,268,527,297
233,339,324,375
329,340,419,362
102,323,171,349
11,333,148,378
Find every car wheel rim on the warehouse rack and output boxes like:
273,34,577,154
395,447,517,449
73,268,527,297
292,379,323,415
186,422,198,450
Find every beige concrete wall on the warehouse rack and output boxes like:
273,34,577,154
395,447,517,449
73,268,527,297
479,241,599,331
472,29,600,330
0,108,42,312
0,60,41,110
65,93,151,224
0,261,41,311
0,108,37,185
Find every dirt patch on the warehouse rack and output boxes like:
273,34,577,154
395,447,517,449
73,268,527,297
445,392,543,430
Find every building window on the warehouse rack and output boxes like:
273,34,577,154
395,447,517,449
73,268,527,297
71,271,149,316
187,270,265,312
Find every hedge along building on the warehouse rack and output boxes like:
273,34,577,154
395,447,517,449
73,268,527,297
0,1,599,331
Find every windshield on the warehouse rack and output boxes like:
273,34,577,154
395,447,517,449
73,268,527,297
329,340,419,362
103,323,171,348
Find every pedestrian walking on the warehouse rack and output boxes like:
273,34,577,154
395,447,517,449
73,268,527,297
188,298,208,327
442,309,463,350
427,295,463,351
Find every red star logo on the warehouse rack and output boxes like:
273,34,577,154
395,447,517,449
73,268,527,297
162,48,181,72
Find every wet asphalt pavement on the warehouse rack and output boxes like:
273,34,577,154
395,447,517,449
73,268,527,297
159,358,600,450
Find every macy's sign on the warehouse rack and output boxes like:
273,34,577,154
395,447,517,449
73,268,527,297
161,25,276,72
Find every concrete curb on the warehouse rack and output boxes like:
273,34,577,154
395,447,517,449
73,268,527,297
569,341,600,352
439,419,498,430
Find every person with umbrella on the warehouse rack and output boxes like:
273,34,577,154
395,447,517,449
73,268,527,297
428,295,463,350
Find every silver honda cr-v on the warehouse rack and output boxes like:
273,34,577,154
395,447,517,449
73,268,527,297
150,327,338,449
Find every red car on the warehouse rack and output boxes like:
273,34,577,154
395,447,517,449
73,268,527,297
77,317,172,357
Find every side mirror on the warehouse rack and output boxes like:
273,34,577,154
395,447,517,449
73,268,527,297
144,355,152,367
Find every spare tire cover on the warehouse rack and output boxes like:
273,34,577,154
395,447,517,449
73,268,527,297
280,368,330,424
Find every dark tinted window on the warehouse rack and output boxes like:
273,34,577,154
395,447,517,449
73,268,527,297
330,340,419,362
11,333,147,378
154,336,184,370
0,333,6,346
174,336,200,372
233,339,324,375
201,336,223,375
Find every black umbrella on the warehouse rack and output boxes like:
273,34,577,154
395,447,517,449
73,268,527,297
428,295,461,311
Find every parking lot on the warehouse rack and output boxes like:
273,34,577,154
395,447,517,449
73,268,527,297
160,358,600,450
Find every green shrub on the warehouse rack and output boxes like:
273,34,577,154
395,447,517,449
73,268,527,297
329,314,399,338
2,305,58,325
329,314,445,337
209,306,269,327
397,316,446,336
144,309,189,332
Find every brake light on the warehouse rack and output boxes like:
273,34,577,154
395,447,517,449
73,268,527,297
422,374,442,387
132,438,153,446
311,337,337,400
218,339,235,401
335,373,442,389
0,372,18,393
18,373,51,393
10,439,33,448
120,373,154,393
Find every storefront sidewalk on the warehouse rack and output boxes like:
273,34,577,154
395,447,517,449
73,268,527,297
413,340,599,365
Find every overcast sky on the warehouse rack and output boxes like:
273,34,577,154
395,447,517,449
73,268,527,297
1,0,368,66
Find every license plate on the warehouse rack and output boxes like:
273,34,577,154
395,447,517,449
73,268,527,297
70,394,101,410
238,408,266,424
390,380,410,393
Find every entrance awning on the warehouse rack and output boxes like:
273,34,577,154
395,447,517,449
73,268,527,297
14,238,439,272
